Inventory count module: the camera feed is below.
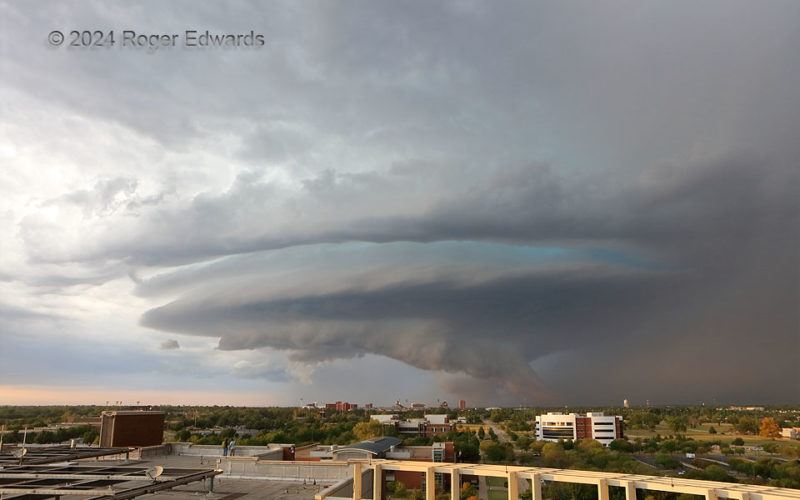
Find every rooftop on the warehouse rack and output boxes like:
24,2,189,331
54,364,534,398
333,437,402,456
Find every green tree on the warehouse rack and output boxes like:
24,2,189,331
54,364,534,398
542,442,569,468
699,465,736,483
483,442,513,462
353,420,383,441
655,453,679,469
734,417,758,435
516,434,532,450
82,429,99,444
609,439,635,452
667,416,688,433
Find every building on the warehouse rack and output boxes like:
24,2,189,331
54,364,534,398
423,414,453,437
330,437,403,461
371,414,399,425
387,441,456,491
99,410,165,447
325,402,358,412
459,400,466,410
535,412,623,446
781,428,800,440
370,414,454,437
623,399,629,408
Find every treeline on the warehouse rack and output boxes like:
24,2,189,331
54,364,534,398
167,406,386,448
1,425,98,445
0,406,106,429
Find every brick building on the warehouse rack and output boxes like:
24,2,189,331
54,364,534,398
535,412,623,446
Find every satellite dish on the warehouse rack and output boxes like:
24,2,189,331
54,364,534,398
12,448,27,458
145,466,164,481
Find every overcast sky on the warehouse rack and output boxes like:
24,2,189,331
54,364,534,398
0,0,797,407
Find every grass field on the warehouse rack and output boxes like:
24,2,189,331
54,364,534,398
486,476,506,487
486,476,509,500
488,490,509,500
624,422,800,452
456,423,491,434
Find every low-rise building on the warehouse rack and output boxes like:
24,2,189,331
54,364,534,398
324,402,358,412
370,414,454,437
781,428,800,440
330,437,403,461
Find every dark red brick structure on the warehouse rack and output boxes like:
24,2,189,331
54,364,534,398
99,411,164,447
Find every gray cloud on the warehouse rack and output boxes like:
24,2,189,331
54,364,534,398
160,339,180,350
2,0,798,404
138,152,798,404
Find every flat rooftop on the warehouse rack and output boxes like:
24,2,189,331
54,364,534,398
119,455,325,500
0,447,322,500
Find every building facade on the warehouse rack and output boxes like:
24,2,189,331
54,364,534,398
371,414,454,437
325,402,358,411
535,412,623,446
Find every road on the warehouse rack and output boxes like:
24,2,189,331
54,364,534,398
484,421,510,443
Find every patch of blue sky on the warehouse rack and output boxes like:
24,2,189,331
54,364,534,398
579,247,668,271
317,240,656,272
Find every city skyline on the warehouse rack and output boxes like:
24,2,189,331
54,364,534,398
0,0,798,407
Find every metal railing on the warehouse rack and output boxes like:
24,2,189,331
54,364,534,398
316,460,800,500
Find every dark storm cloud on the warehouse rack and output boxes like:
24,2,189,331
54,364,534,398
4,0,798,403
139,153,798,403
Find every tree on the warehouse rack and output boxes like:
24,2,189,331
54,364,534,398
353,420,383,441
219,428,237,440
516,434,532,450
460,481,478,500
542,442,569,468
734,417,758,435
609,438,635,452
655,453,679,469
708,426,717,434
667,416,688,433
762,442,779,454
702,465,736,482
477,427,485,440
82,429,99,444
482,442,513,462
759,418,781,439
